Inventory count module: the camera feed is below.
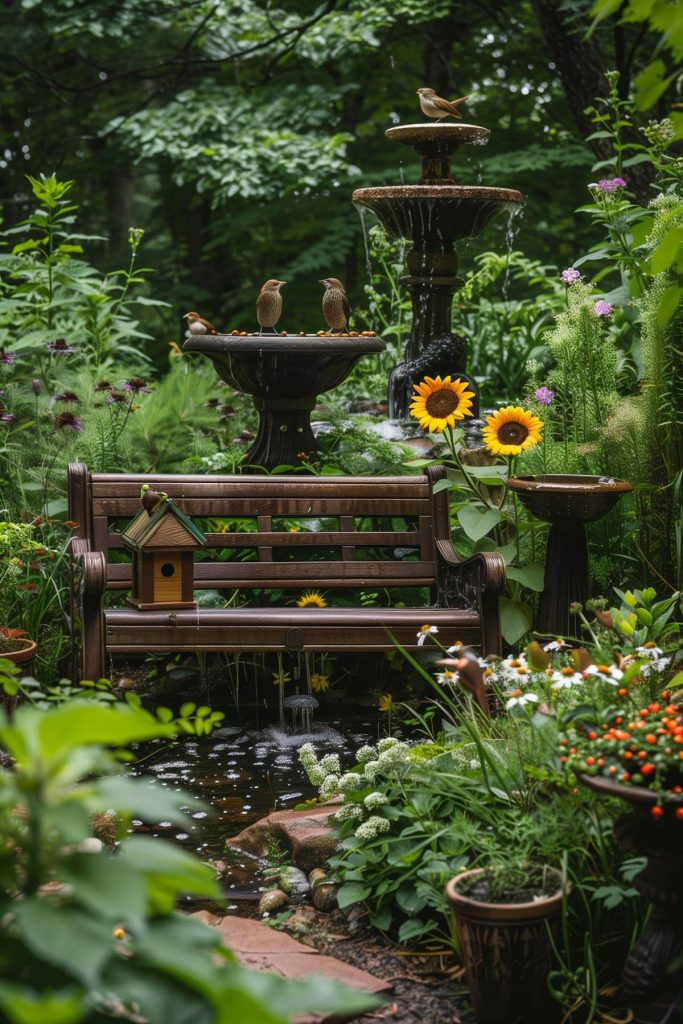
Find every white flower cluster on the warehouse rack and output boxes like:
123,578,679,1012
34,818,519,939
364,791,389,809
354,816,391,841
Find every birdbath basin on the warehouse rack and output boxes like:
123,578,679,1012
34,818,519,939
506,474,633,637
183,333,384,470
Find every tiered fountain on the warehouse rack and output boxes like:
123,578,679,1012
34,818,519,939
352,121,523,422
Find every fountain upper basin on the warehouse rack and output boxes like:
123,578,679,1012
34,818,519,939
183,333,385,400
385,123,490,147
352,185,523,243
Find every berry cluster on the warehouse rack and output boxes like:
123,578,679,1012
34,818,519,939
561,691,683,819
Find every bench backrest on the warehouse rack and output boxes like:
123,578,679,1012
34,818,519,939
68,465,450,595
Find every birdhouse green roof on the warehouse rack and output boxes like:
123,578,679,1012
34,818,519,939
121,498,206,551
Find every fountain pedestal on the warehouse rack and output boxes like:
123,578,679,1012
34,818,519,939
352,124,523,420
506,475,633,637
183,334,384,470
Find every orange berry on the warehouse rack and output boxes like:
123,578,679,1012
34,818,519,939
639,710,649,719
618,688,628,697
651,805,664,819
676,808,683,820
645,734,657,744
649,703,660,714
587,731,598,741
585,756,596,766
641,763,655,776
638,751,647,760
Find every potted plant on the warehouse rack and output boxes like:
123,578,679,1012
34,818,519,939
0,627,36,666
446,862,568,1024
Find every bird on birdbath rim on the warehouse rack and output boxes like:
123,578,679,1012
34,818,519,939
183,311,218,335
256,279,286,333
140,483,169,516
320,278,351,333
417,87,470,121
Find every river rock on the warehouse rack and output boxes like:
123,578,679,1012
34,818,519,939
225,805,338,874
279,865,310,896
312,882,337,912
258,889,289,915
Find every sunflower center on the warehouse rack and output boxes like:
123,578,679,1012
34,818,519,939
498,422,529,445
425,387,460,419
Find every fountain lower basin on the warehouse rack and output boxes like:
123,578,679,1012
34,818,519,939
184,333,384,469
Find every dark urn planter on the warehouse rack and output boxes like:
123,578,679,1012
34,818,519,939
183,334,384,470
446,866,567,1024
579,774,683,1023
506,474,633,637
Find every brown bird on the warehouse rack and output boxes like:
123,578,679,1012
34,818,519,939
320,278,351,333
140,483,169,516
417,87,470,121
183,311,218,335
256,279,286,333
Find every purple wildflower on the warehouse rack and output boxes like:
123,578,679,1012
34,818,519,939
0,349,16,365
122,377,151,393
535,387,555,406
597,177,627,193
48,338,76,356
0,413,16,425
53,410,84,432
31,378,41,396
594,300,613,317
51,391,81,405
560,268,581,284
107,390,127,405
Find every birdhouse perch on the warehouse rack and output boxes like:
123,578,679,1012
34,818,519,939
121,496,206,610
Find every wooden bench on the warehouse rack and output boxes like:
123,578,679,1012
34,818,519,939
67,463,505,681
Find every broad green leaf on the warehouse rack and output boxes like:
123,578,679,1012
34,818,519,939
60,852,147,929
398,918,438,943
499,597,533,645
457,506,501,542
336,881,371,909
396,884,428,915
0,983,85,1024
656,284,682,326
13,900,113,987
117,836,220,909
506,563,545,592
651,226,683,274
634,59,676,110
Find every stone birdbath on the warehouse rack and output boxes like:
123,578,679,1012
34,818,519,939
506,474,633,637
352,123,523,420
183,333,384,470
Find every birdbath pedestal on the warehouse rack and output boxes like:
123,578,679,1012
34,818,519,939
506,474,632,637
183,333,384,470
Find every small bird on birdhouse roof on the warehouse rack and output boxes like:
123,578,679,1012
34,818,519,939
320,278,351,333
140,483,169,516
256,279,286,333
417,87,470,121
183,311,218,335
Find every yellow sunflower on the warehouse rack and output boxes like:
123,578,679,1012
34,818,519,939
310,672,330,693
272,671,291,686
296,590,327,608
409,376,475,432
482,406,543,456
378,693,394,713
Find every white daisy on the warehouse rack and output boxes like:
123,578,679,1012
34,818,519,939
550,668,585,689
505,690,539,710
417,624,438,646
436,668,458,686
544,639,569,652
584,663,624,684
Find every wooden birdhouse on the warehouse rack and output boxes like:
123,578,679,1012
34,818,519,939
122,497,206,610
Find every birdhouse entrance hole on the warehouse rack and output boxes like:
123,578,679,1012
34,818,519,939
153,554,182,603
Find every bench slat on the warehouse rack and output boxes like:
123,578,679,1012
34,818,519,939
91,475,428,496
104,529,422,550
105,560,436,589
92,497,429,516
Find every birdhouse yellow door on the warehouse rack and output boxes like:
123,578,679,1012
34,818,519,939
153,554,183,603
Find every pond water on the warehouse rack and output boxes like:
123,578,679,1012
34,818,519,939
127,713,376,899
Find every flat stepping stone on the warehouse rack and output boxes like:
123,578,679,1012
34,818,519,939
193,912,391,1022
226,804,340,874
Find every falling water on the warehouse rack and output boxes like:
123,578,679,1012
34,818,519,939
502,206,523,298
357,207,373,278
277,651,285,726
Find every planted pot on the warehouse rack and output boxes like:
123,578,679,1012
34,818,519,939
0,636,37,666
446,865,567,1024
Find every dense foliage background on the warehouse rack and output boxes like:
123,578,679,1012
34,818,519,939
0,0,674,351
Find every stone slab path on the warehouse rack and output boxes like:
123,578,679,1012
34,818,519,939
194,911,391,1023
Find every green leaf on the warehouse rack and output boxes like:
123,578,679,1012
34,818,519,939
499,597,533,645
431,478,452,495
336,881,371,909
13,900,113,987
651,226,683,274
506,563,545,592
117,836,219,910
398,918,438,943
60,852,147,929
457,506,501,541
656,284,682,326
634,59,676,111
0,983,85,1024
396,884,428,915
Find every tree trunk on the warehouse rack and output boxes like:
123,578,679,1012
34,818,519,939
532,0,655,204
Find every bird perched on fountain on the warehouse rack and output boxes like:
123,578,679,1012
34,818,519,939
140,483,169,516
320,278,351,333
417,87,470,121
183,311,218,335
256,279,286,333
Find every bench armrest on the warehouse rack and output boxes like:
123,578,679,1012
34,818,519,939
69,538,106,681
434,540,506,656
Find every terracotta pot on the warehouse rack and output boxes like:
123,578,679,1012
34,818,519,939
0,638,37,666
446,866,567,1024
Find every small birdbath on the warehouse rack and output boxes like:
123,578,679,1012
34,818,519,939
183,333,384,470
506,474,633,637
